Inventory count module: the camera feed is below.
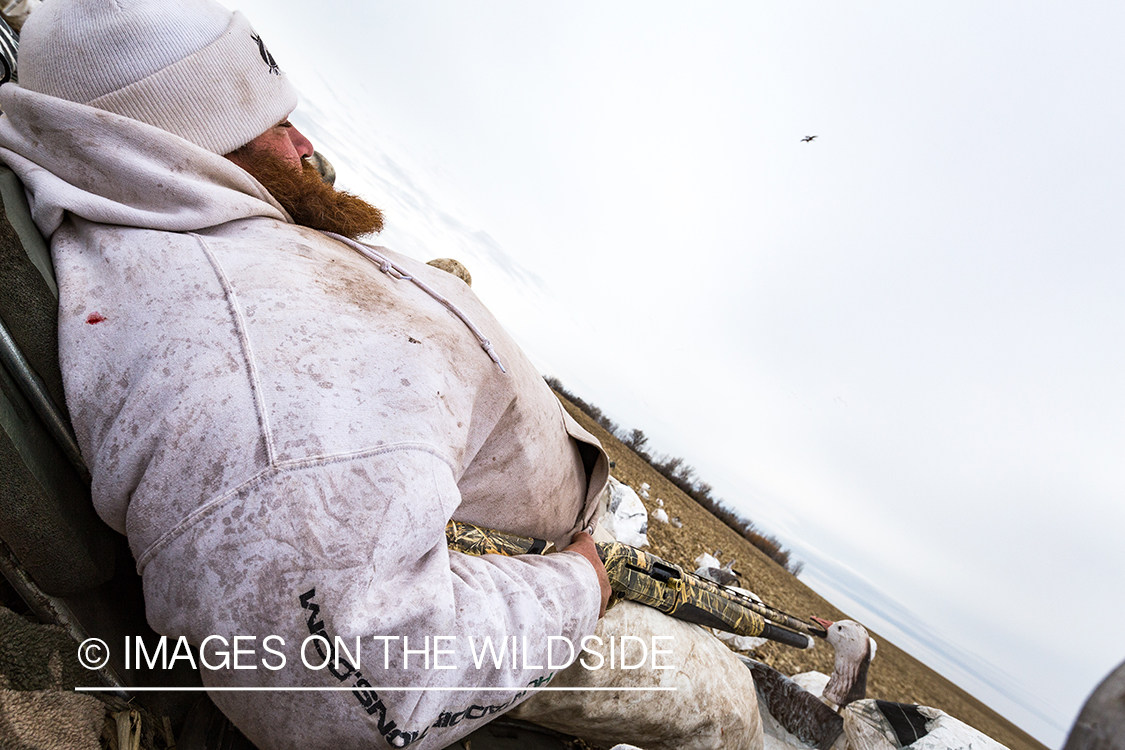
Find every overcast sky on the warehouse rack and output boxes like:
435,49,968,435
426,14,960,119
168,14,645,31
232,2,1124,746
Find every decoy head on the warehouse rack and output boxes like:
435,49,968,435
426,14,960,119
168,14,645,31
813,618,875,708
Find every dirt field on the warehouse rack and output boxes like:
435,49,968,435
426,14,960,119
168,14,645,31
555,393,1049,750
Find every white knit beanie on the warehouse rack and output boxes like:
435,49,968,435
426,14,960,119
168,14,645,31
16,0,298,154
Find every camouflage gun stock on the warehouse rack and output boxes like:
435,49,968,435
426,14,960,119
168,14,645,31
445,519,827,649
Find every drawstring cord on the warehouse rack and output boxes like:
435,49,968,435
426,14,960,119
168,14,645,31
320,231,507,373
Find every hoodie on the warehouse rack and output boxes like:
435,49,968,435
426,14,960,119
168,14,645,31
0,84,607,750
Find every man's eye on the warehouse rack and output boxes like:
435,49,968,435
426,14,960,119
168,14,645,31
278,120,292,128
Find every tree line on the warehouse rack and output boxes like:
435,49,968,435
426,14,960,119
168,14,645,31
544,376,804,576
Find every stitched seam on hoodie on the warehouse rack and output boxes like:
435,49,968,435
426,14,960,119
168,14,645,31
136,441,457,570
192,232,278,465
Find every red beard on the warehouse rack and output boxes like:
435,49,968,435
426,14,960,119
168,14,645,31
228,147,384,239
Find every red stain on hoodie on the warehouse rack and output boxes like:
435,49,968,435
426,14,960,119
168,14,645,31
86,312,106,324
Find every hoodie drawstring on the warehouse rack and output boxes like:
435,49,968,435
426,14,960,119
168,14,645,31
321,231,507,374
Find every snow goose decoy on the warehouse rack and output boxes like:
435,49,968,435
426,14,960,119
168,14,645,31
747,666,1015,750
747,618,1014,750
694,551,721,570
742,619,876,749
802,617,876,709
840,699,1010,750
601,477,650,547
741,657,845,750
693,550,741,588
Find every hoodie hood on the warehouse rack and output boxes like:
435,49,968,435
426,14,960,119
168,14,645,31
0,83,289,239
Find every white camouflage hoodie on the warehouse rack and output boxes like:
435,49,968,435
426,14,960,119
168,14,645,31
0,84,608,749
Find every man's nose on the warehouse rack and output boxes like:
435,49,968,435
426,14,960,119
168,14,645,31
288,125,315,160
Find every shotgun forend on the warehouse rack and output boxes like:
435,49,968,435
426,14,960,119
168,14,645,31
445,520,827,649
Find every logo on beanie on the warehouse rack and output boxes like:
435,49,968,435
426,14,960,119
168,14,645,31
251,33,281,75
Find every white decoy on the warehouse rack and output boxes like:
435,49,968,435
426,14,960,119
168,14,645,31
601,476,650,547
694,555,741,588
744,618,875,749
840,699,1010,750
746,619,1012,750
743,657,845,750
800,618,876,709
694,551,721,570
652,507,669,524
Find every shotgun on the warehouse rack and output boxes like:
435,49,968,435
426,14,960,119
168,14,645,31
445,519,827,649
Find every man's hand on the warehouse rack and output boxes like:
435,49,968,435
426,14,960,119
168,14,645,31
562,531,612,618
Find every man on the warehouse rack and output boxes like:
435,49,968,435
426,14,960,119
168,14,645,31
0,1,761,748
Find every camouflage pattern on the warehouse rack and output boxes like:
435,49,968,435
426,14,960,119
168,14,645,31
596,542,769,636
445,521,829,648
445,518,555,557
663,556,828,639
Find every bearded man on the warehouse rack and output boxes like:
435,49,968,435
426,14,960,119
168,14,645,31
0,1,762,748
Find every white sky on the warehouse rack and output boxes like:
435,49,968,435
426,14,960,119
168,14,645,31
232,2,1125,746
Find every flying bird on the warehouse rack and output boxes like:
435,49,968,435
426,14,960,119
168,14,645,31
801,135,818,142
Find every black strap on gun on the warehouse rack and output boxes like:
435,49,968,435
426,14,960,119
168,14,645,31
445,519,827,649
